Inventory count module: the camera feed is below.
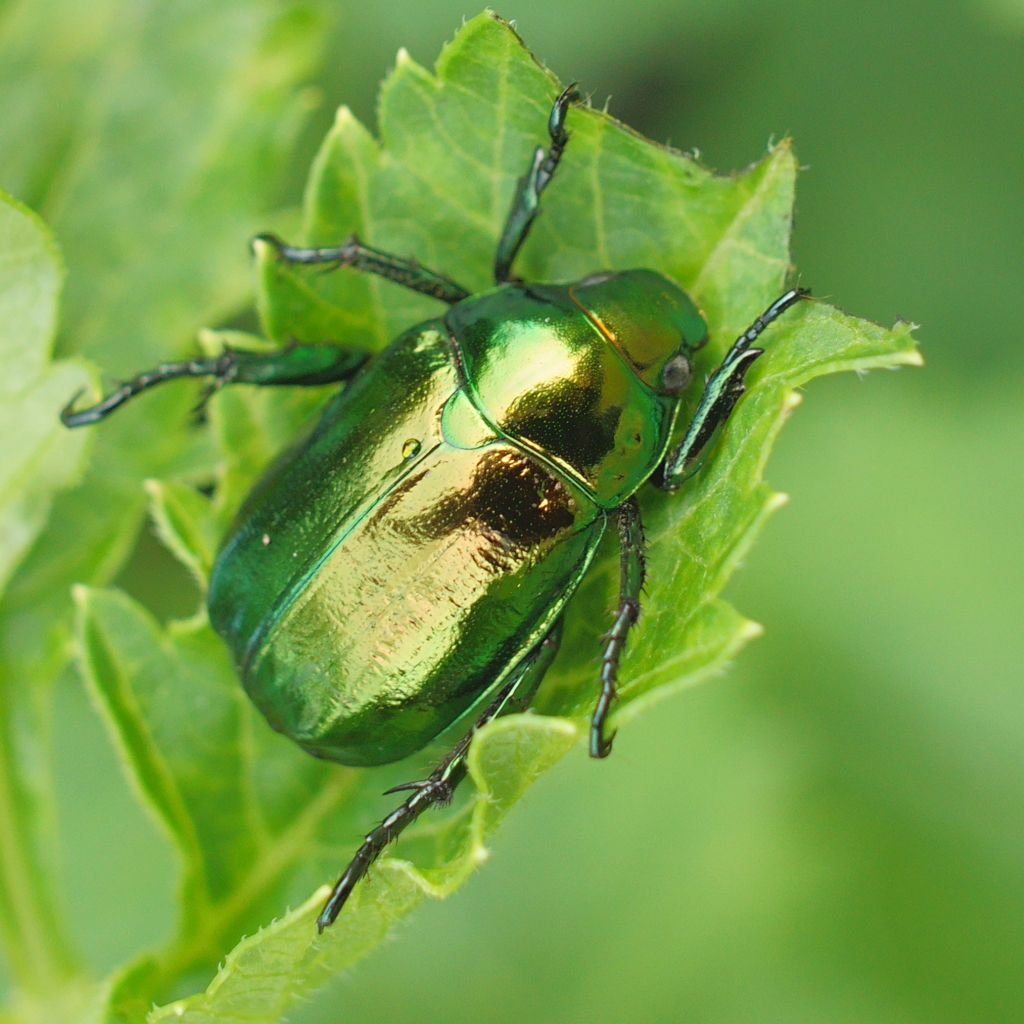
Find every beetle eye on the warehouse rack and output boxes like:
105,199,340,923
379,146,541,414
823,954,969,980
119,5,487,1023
661,354,691,392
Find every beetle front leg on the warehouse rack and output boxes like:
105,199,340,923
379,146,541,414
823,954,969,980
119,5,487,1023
656,288,808,489
493,83,580,284
591,497,645,759
255,233,471,305
317,621,564,931
61,343,369,427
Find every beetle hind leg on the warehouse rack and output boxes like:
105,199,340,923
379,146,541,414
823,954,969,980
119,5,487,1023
317,620,563,931
591,497,646,759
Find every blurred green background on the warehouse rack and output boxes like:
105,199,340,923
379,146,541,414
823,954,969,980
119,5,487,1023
4,0,1024,1020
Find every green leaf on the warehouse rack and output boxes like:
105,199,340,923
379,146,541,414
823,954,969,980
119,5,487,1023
72,588,351,964
198,329,341,534
142,481,218,596
146,715,578,1024
64,11,918,1023
0,0,330,684
0,190,91,595
0,11,329,1013
0,191,91,996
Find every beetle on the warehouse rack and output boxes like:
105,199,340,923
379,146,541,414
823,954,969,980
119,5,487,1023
62,85,806,931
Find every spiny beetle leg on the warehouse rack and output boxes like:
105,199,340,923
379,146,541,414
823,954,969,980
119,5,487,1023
493,83,581,284
255,232,470,305
61,343,369,428
657,288,809,489
317,621,563,931
591,497,645,758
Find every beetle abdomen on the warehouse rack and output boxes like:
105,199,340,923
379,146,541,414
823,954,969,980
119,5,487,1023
246,441,604,765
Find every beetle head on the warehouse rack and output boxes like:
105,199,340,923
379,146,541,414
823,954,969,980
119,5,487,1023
569,269,708,395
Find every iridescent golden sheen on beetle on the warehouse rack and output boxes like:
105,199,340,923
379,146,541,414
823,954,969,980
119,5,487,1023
207,272,706,765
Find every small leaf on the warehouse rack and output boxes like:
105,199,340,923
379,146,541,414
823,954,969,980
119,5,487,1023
143,481,218,593
205,378,337,535
144,716,579,1024
0,190,91,594
0,188,92,996
73,588,352,952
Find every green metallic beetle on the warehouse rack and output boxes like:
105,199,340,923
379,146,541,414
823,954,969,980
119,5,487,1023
62,85,805,930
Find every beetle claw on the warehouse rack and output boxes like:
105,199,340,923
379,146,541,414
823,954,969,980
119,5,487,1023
383,776,455,805
590,725,617,759
382,779,430,795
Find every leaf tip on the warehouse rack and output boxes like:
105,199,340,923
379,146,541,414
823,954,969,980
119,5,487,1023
739,618,764,642
781,389,803,413
196,327,222,357
251,236,276,262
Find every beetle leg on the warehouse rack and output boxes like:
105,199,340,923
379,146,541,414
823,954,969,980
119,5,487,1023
60,343,369,428
656,288,809,489
591,497,645,759
493,83,581,284
254,232,471,305
317,620,563,931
